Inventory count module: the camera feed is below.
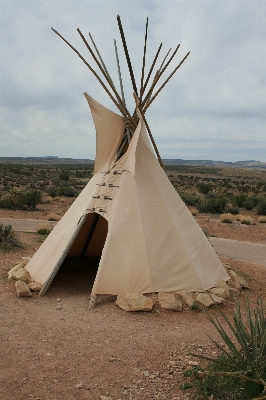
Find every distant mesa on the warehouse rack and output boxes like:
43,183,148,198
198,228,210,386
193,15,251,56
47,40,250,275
42,156,58,159
0,157,265,169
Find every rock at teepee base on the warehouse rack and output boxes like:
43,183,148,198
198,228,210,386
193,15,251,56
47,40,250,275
116,293,154,312
15,280,32,297
178,290,194,307
209,287,228,299
29,281,42,291
227,278,241,290
9,267,31,284
216,280,230,297
8,263,23,280
196,293,224,308
227,270,249,289
158,293,182,311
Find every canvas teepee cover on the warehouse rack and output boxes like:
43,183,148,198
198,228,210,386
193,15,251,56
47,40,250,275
25,95,229,295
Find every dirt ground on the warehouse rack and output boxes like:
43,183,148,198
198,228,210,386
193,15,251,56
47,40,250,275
1,201,266,400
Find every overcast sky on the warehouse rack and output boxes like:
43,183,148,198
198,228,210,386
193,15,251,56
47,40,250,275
0,1,265,162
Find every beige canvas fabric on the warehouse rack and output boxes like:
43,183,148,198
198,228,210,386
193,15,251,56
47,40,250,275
25,95,229,295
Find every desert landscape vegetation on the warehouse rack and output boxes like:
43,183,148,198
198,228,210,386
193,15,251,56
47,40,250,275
1,161,266,399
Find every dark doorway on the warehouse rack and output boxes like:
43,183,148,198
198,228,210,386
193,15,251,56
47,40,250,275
48,213,108,296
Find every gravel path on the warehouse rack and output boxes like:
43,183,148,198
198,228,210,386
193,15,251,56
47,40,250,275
209,237,266,266
0,218,57,232
1,218,266,266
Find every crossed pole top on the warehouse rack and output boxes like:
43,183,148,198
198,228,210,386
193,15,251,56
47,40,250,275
51,16,190,168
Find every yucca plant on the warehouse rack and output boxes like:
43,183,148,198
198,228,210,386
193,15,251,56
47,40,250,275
192,296,266,399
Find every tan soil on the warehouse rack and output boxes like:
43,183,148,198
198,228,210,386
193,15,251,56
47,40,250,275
1,202,266,399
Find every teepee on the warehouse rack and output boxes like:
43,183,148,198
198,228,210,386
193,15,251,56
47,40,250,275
25,16,229,300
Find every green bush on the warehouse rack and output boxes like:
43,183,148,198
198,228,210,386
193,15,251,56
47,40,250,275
15,189,42,210
0,224,22,251
233,194,247,208
0,189,41,210
179,192,202,208
257,198,266,216
199,196,228,214
57,187,76,197
59,171,70,181
197,183,213,194
226,206,239,215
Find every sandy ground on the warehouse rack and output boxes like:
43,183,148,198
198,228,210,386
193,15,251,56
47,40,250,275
1,201,266,400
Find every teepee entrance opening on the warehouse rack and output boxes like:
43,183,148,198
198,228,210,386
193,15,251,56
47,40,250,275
48,213,108,295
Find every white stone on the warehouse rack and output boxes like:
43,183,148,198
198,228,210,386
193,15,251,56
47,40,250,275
15,280,32,297
178,290,194,307
158,293,182,311
116,293,154,312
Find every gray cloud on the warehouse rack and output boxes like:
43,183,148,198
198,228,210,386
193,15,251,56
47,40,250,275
0,0,265,161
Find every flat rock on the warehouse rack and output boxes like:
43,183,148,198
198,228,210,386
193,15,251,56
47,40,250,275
227,279,241,290
209,287,228,299
116,293,154,312
15,280,32,297
227,269,249,289
8,263,23,280
29,281,42,291
196,293,224,308
178,290,194,307
99,396,112,400
216,280,230,297
158,293,182,311
10,267,31,283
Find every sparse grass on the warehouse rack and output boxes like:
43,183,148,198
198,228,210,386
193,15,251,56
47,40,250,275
258,216,266,223
36,223,53,235
235,215,254,225
47,213,61,221
220,213,235,223
189,207,199,216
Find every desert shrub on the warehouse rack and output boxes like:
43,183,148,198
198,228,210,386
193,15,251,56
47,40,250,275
48,187,57,197
197,182,213,194
0,189,41,210
258,216,266,223
233,194,247,208
257,198,266,215
0,224,22,251
220,213,234,223
56,187,76,197
199,196,228,214
0,197,13,209
14,189,42,210
185,297,266,399
59,171,70,181
179,192,202,208
226,205,239,215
